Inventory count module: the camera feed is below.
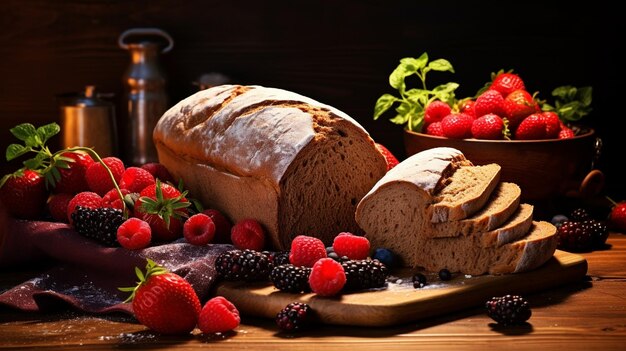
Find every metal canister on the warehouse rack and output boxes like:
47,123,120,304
58,85,117,157
118,28,174,166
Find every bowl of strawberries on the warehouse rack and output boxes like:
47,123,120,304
374,53,603,203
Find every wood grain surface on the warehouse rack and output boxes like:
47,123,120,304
1,234,625,350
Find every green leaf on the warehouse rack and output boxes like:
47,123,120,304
578,86,593,106
427,59,455,73
389,54,428,91
6,144,28,161
37,123,61,141
405,89,430,105
10,123,36,142
389,114,409,125
408,114,425,132
373,94,398,120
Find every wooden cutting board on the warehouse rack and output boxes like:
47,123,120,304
215,250,587,327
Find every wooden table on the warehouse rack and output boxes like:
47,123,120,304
1,234,625,350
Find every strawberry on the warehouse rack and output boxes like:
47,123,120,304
514,113,547,140
53,151,94,194
183,213,215,246
140,162,174,184
490,72,525,97
558,128,575,139
458,99,476,118
0,169,47,219
117,217,152,250
67,191,104,224
503,89,539,129
425,121,445,136
441,113,473,139
471,114,506,140
608,199,626,233
474,90,506,118
86,157,125,196
230,218,266,251
48,192,74,222
198,296,240,334
119,259,201,335
375,143,400,171
202,208,233,243
119,167,156,194
424,100,452,125
134,180,190,242
541,111,561,138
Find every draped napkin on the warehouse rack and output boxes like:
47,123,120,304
0,202,232,315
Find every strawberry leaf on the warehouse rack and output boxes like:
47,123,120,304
9,123,37,142
36,123,60,145
6,144,29,161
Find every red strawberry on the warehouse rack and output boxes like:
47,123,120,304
558,127,575,139
86,157,125,196
202,209,233,243
53,151,94,194
67,191,104,224
541,111,562,138
474,90,506,118
120,259,201,335
503,89,539,129
332,232,370,260
514,113,547,140
471,114,505,140
119,167,156,193
289,235,327,267
609,201,626,233
458,99,476,118
308,258,346,296
425,121,445,136
48,192,74,222
441,113,474,139
183,213,215,246
140,162,174,184
117,217,152,250
375,143,400,171
198,296,240,334
134,181,190,242
0,169,47,219
424,100,452,125
490,72,526,97
230,218,265,250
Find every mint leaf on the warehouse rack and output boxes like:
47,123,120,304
405,89,430,105
427,59,455,73
6,144,28,161
374,94,398,120
10,123,37,142
36,123,60,145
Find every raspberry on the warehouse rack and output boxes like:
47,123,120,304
140,162,174,184
183,213,216,246
230,218,266,250
102,188,131,211
67,191,103,224
198,296,240,334
117,217,152,250
308,258,346,296
85,157,125,196
202,209,233,243
119,167,155,193
289,235,327,267
485,294,531,325
48,192,74,222
276,302,312,331
332,232,370,260
53,151,94,194
424,100,451,125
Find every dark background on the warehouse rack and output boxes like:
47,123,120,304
1,1,623,199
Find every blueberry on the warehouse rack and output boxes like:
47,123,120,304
372,248,395,268
551,214,569,228
412,273,427,288
439,268,452,281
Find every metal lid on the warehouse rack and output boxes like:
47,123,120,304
57,85,114,107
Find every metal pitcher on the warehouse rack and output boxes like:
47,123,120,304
118,28,174,166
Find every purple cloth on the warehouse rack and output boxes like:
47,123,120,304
0,216,232,315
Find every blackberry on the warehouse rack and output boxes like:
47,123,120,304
267,250,291,266
270,264,311,293
557,220,594,252
485,295,532,325
569,208,591,222
71,206,125,247
341,258,389,291
215,249,273,281
412,273,427,289
275,302,311,331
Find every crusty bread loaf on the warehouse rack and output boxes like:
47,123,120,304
154,84,387,250
355,147,557,275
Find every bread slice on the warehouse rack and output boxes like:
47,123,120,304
430,163,501,223
481,203,534,248
414,221,557,275
429,182,521,238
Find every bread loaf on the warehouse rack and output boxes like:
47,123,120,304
355,147,557,275
154,85,388,250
